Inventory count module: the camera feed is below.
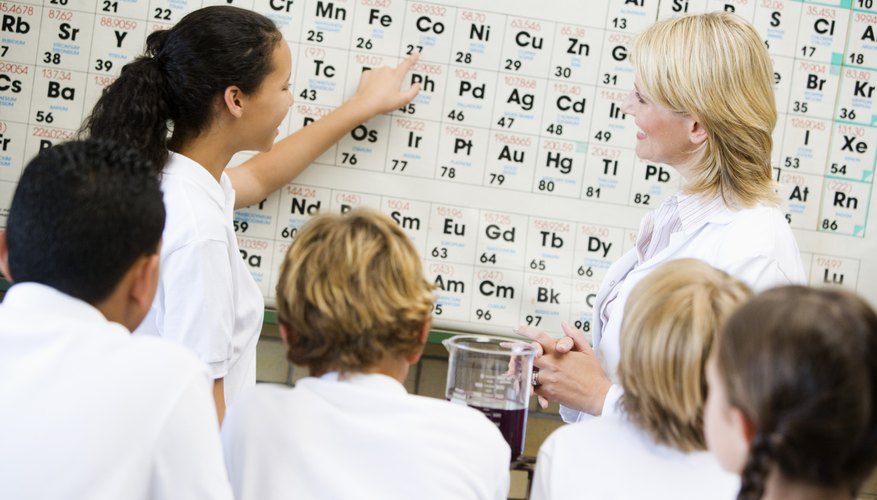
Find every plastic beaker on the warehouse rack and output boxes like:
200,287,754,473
443,335,537,460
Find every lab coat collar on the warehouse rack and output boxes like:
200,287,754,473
676,192,736,235
319,371,408,395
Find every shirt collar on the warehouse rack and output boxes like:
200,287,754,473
162,152,229,210
675,192,736,234
2,282,122,332
319,371,408,395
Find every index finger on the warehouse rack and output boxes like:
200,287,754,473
396,51,420,75
513,325,556,355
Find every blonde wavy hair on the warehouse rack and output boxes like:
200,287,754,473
618,259,752,451
631,12,780,207
275,208,435,375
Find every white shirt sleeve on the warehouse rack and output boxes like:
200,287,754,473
530,434,556,500
150,371,233,500
159,240,235,379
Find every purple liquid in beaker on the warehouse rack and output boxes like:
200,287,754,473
468,403,528,460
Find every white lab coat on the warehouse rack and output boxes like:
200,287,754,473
562,203,805,422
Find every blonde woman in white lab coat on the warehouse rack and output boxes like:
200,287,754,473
518,12,805,422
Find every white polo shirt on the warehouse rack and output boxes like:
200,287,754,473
531,415,739,500
136,152,263,406
0,283,233,500
221,372,511,500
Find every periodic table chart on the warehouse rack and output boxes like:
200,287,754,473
0,0,875,337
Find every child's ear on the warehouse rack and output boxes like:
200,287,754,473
404,319,431,366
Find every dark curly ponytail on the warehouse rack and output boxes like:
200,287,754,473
81,6,281,175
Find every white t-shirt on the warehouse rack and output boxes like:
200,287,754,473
135,152,263,406
0,283,233,500
531,415,739,500
221,372,511,500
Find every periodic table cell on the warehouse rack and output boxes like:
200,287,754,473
233,189,282,241
344,52,398,101
846,10,877,70
328,188,382,213
37,7,94,72
569,278,600,344
202,0,254,9
797,3,849,65
826,122,876,182
490,73,545,137
398,59,446,122
628,159,681,208
572,222,625,282
269,239,292,299
294,44,349,107
469,267,523,327
787,59,841,119
427,261,474,322
90,14,147,76
440,66,497,130
519,274,570,335
0,61,36,123
435,123,488,185
385,116,440,178
524,216,575,277
425,203,479,265
582,144,636,205
818,178,870,237
237,236,275,296
835,67,877,126
0,120,27,182
777,169,823,231
533,137,586,199
771,55,793,114
548,24,605,86
475,210,527,271
753,0,802,58
349,0,405,56
287,102,337,164
382,195,431,254
334,113,391,172
809,254,860,290
448,8,506,71
0,3,43,64
540,81,596,141
483,130,538,192
28,66,87,129
276,183,333,240
606,0,659,34
23,123,74,161
596,30,635,91
779,115,832,175
590,87,637,149
147,0,200,25
399,1,456,63
498,16,555,79
300,0,354,50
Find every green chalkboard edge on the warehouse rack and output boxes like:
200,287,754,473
0,278,457,345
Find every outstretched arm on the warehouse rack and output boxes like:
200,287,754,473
229,53,421,209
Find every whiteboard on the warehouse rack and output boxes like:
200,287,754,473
1,0,875,338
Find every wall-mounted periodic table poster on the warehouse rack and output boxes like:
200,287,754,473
1,0,875,337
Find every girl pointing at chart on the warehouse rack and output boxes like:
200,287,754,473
518,12,806,421
82,5,420,421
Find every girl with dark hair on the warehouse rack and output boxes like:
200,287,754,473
705,286,877,500
82,6,420,421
